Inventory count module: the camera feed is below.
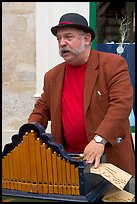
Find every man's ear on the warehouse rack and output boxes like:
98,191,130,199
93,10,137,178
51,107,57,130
85,33,92,45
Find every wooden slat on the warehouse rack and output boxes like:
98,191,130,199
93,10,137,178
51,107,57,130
35,138,43,182
22,135,31,192
19,141,26,191
12,147,18,190
15,145,22,191
8,152,14,189
28,131,37,181
46,147,53,193
75,167,80,195
5,155,10,189
57,155,63,194
66,160,71,194
10,150,16,190
35,138,43,193
52,152,58,194
62,158,67,194
26,131,37,193
2,157,6,188
70,164,75,195
41,143,48,193
23,135,31,181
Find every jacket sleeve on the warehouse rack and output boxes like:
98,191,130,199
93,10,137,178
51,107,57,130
95,54,133,145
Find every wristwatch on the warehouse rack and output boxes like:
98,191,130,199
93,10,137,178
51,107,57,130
93,135,107,145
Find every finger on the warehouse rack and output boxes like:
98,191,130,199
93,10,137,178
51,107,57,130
94,157,100,168
87,157,94,164
83,153,91,161
84,153,95,164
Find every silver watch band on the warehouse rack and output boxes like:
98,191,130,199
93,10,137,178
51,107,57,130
93,135,108,145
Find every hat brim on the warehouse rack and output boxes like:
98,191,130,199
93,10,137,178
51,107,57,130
51,24,95,41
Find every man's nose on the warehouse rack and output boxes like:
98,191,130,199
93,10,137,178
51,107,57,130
59,38,67,46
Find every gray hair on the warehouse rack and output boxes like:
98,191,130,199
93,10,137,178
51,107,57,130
78,30,91,44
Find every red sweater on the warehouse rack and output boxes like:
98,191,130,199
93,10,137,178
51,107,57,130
61,62,88,153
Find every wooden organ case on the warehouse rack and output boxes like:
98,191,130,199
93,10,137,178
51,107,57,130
2,123,111,202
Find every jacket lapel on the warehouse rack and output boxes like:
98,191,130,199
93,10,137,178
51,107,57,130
52,63,66,138
84,50,99,114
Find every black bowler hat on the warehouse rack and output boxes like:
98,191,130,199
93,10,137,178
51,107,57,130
51,13,95,41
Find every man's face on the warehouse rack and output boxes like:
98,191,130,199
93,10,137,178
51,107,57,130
56,27,86,63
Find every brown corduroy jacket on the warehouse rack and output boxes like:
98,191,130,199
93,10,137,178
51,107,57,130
28,49,135,175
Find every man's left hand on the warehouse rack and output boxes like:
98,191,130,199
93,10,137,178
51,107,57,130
83,139,105,168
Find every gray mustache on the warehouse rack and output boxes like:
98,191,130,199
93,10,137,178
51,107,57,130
59,47,72,53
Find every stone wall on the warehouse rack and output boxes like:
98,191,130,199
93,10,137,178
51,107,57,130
2,2,36,149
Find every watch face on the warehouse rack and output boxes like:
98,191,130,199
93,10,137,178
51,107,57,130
95,136,102,142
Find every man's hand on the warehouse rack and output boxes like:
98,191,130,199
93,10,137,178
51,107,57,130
83,139,105,168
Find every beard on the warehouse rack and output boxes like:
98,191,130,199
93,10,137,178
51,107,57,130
59,38,85,57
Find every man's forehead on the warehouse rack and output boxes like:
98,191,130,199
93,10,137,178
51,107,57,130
56,27,80,36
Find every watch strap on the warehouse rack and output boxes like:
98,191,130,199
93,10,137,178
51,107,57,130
93,135,108,145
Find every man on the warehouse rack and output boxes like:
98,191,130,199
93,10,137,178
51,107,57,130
28,13,135,176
